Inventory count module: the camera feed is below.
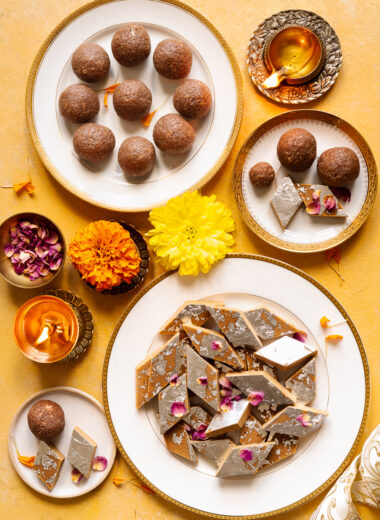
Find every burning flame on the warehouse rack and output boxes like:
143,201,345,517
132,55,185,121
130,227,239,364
262,66,289,89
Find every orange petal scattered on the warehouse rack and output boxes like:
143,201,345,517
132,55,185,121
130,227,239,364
13,180,35,196
16,450,35,468
320,316,331,328
113,478,128,487
141,109,158,127
325,334,344,342
325,247,344,282
113,477,155,494
101,82,120,108
104,91,109,108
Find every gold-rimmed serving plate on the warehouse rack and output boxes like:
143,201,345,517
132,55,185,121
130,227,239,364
102,254,369,518
234,110,377,253
25,0,242,212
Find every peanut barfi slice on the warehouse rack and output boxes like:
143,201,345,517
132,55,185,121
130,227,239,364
164,423,197,462
192,439,235,466
295,184,346,218
226,370,295,407
159,300,224,335
205,399,251,438
158,373,190,434
207,305,262,350
285,357,316,404
270,177,302,229
186,345,220,412
183,322,244,369
239,414,267,444
216,442,275,478
245,307,298,341
254,336,317,370
263,404,328,437
245,349,277,380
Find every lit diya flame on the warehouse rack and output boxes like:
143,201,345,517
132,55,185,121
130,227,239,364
35,312,71,347
262,67,289,89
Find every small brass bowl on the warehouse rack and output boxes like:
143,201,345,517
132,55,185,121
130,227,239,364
264,25,325,85
0,212,66,289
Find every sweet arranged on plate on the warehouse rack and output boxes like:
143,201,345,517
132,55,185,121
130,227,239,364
136,301,328,478
248,127,359,230
23,399,107,490
58,23,213,178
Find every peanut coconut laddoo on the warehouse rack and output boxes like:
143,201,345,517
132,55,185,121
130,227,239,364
173,79,212,119
58,84,100,124
73,123,115,162
153,39,192,79
118,136,156,177
277,128,317,172
111,23,151,67
27,400,65,442
249,162,275,187
113,79,152,121
71,42,110,83
153,113,195,155
317,147,360,187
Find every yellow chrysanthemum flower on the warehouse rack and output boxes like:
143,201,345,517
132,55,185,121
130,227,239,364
146,192,235,276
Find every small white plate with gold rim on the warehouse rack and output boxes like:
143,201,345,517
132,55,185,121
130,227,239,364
233,110,377,253
8,386,116,498
26,0,242,212
103,254,369,519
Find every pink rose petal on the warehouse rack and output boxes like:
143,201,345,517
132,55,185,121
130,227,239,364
248,391,264,406
306,201,321,215
324,195,337,212
169,374,179,386
211,341,221,351
293,331,308,343
220,396,233,412
239,449,253,462
296,414,312,427
219,375,232,389
92,456,108,472
171,402,187,417
197,376,208,386
330,186,351,203
71,468,83,484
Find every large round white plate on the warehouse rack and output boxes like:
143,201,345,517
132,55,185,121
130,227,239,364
26,0,242,212
234,110,377,253
103,254,369,518
8,386,116,498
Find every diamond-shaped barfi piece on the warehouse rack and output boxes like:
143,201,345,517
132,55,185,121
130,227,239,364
226,370,295,407
245,349,277,380
183,405,212,430
270,177,302,229
158,374,190,433
263,405,328,437
253,402,278,424
135,357,151,409
216,442,274,478
295,184,346,218
159,300,224,335
192,439,235,466
264,433,298,467
245,307,298,341
254,336,317,370
164,422,197,462
239,414,267,444
205,399,251,438
33,440,65,490
183,323,244,369
285,357,316,404
186,345,220,412
207,305,262,350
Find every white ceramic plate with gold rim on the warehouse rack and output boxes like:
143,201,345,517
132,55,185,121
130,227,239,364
8,387,116,498
26,0,242,212
103,254,369,519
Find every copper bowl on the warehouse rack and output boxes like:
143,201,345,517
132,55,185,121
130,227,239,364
0,212,65,289
263,25,325,85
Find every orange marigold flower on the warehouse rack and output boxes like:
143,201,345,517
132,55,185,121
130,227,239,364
68,220,141,292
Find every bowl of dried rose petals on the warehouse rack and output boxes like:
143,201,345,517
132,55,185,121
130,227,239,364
0,212,65,289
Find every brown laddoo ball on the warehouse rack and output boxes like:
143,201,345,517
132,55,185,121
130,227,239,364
153,39,192,79
59,84,100,124
173,79,212,119
111,23,151,67
317,147,360,187
27,399,65,441
277,128,317,172
73,123,115,162
71,42,110,83
113,80,152,121
118,137,156,177
249,162,275,187
153,113,195,155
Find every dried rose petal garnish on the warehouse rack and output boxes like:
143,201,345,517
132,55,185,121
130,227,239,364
197,376,208,386
306,201,321,215
184,423,191,432
169,374,179,386
4,219,63,280
293,331,308,343
220,396,233,412
330,186,351,203
92,456,108,472
191,423,208,440
219,375,232,389
211,341,221,351
239,449,253,462
71,468,83,484
324,195,337,212
296,414,312,427
171,402,187,417
233,394,242,401
248,391,264,406
220,388,232,397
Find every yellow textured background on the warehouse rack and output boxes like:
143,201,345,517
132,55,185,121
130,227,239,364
0,0,379,518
